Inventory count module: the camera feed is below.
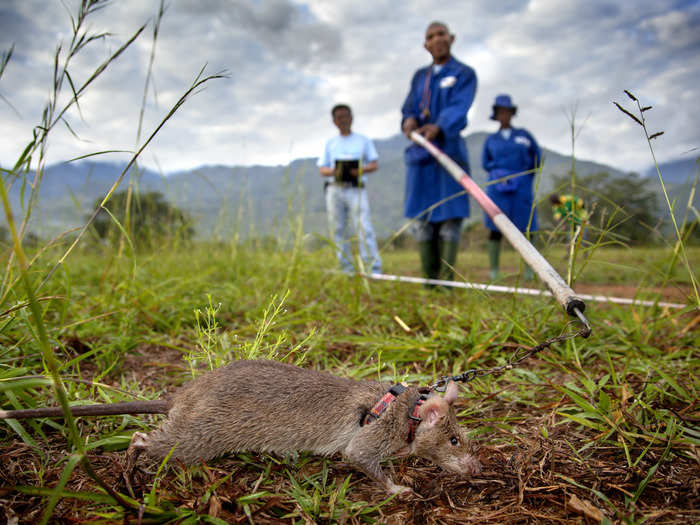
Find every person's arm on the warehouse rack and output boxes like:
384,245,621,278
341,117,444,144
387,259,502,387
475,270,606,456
351,160,378,177
434,66,477,139
403,117,419,137
363,138,378,174
361,161,378,174
353,139,379,176
415,122,441,141
401,71,420,137
482,137,496,172
318,142,335,177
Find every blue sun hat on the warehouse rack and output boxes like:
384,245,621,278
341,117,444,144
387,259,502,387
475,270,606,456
490,94,517,120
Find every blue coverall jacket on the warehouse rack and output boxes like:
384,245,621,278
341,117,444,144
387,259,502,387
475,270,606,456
401,57,477,222
482,127,542,233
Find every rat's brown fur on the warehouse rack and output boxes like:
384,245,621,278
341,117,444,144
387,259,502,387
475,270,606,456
2,359,481,493
133,360,480,492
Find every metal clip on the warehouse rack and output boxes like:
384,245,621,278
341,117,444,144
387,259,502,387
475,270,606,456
573,307,592,338
433,376,451,392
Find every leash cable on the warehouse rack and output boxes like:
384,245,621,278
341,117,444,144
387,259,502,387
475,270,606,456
430,316,591,391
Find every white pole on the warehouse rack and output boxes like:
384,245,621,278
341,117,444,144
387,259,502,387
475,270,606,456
410,131,586,318
363,272,687,310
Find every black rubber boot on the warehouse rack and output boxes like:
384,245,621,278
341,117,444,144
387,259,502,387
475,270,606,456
439,240,459,281
418,241,439,286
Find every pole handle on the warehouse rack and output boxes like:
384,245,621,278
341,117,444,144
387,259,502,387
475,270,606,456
409,131,588,321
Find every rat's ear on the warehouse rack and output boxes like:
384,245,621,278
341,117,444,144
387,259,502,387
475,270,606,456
443,381,460,405
418,397,448,427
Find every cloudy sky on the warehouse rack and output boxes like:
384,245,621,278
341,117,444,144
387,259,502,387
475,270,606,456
0,0,698,174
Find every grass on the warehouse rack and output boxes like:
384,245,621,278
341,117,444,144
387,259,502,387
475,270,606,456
0,2,698,523
0,241,698,523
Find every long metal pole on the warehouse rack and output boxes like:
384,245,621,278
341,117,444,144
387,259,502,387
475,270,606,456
365,272,686,310
410,131,590,332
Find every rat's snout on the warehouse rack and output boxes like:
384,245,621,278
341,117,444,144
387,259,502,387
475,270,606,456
440,453,482,476
459,454,482,476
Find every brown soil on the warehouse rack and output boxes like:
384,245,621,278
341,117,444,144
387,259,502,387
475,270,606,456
1,403,697,524
1,301,697,523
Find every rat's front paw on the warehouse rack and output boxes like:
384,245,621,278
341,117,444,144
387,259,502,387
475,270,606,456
387,481,413,496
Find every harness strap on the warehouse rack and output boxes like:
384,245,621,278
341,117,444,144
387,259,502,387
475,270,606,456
362,385,431,444
362,384,407,426
407,388,431,443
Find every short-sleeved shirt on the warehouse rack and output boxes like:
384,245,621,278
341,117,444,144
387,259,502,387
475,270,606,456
318,132,378,169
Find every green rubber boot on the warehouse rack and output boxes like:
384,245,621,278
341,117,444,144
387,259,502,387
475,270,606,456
488,239,501,281
418,241,439,286
439,240,459,281
523,235,537,281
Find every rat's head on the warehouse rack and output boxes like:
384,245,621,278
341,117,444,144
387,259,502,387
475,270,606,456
412,382,481,476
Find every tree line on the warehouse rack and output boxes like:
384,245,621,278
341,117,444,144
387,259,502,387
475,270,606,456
2,170,697,248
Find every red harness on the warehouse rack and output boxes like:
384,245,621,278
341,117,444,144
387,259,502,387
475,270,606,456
362,384,431,443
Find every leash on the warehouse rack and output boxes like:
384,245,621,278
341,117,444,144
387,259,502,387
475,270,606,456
360,272,687,310
430,318,591,392
361,320,591,437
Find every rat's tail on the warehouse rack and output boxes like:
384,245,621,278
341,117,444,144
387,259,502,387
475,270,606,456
0,400,170,419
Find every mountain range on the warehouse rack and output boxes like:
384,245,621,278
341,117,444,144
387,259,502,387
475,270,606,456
3,131,698,240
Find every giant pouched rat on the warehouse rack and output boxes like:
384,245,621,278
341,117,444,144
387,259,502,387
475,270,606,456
0,359,481,493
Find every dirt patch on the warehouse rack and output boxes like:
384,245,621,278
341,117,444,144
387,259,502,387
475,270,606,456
1,409,697,524
71,341,191,395
118,344,191,393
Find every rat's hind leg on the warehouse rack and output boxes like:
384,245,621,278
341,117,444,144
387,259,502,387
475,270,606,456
127,431,149,461
124,432,149,496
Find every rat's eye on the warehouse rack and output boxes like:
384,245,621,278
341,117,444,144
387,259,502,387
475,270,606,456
450,437,459,446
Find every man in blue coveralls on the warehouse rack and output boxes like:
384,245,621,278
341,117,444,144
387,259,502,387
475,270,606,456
482,94,542,280
401,21,477,284
318,104,382,274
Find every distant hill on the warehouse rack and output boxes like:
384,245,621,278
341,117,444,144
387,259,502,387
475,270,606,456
4,132,685,240
645,156,700,222
646,157,699,185
3,162,163,234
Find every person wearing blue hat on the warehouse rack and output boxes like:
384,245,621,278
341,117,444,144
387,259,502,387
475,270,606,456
482,94,542,280
401,21,477,284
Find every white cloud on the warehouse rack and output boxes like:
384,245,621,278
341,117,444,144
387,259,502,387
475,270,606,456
0,0,697,174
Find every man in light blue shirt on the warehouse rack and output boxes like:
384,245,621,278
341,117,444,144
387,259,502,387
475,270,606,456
318,104,382,274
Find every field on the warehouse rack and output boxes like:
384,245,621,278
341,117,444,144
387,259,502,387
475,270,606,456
1,3,699,522
0,239,698,524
